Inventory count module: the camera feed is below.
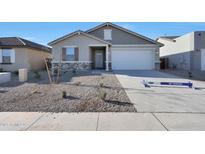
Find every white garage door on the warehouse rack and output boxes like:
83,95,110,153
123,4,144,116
201,49,205,71
111,48,154,70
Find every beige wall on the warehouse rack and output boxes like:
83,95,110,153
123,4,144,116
26,48,52,71
51,34,108,62
0,48,28,72
158,32,195,57
0,47,51,72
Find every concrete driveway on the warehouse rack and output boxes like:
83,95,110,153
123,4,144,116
114,70,205,113
112,70,205,130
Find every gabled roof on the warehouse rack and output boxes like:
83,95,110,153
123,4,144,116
0,37,51,52
86,22,163,46
48,30,112,46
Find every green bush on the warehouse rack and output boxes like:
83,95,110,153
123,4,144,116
0,68,3,72
62,91,67,98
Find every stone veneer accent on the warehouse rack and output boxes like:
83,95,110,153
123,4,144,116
52,62,92,71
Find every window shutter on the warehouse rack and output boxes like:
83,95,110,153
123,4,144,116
74,47,79,61
10,49,15,63
0,49,2,63
62,47,67,61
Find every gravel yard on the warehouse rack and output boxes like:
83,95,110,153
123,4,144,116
0,71,136,112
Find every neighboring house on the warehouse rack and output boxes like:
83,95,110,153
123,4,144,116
0,37,52,72
48,22,162,71
157,31,205,71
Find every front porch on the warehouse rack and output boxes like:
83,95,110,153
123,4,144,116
52,45,110,72
90,47,106,70
90,45,109,71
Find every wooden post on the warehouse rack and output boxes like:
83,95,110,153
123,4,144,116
44,57,52,84
56,49,62,83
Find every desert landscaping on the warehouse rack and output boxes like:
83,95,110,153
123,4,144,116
0,71,136,112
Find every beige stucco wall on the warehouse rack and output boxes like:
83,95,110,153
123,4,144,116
158,32,195,57
26,48,52,71
0,47,51,72
51,34,109,62
0,48,29,72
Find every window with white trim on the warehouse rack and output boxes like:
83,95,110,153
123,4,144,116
0,49,15,64
104,29,112,40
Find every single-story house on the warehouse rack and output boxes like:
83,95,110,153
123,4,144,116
0,37,52,72
157,31,205,71
48,22,162,71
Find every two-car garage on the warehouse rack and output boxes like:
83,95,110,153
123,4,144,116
111,47,155,70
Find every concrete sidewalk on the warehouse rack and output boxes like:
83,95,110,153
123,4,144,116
1,112,205,131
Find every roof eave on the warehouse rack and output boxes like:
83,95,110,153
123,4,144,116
48,31,111,46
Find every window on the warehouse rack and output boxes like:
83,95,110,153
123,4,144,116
66,47,75,61
0,49,15,64
104,29,112,40
62,47,78,61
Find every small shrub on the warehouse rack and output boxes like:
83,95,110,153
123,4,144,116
62,91,67,98
14,71,19,76
0,68,3,72
98,90,107,101
99,82,104,88
33,71,41,79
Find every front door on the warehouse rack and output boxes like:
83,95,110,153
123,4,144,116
95,50,103,68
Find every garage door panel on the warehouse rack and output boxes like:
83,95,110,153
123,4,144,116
111,48,154,70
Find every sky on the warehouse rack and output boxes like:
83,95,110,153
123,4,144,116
0,22,205,45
